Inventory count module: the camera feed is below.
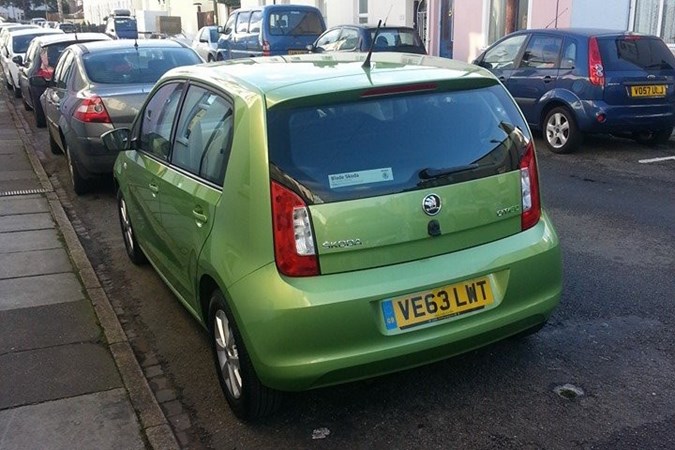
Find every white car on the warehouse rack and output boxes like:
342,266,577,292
2,28,62,97
191,25,220,62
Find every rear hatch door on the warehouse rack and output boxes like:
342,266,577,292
598,35,675,106
268,83,532,274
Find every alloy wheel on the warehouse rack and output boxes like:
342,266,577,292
546,112,570,149
214,309,242,399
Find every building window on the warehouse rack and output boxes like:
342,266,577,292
633,0,675,43
488,0,528,45
359,0,368,24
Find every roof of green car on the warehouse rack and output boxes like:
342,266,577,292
163,52,498,107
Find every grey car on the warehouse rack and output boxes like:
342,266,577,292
42,39,203,194
18,32,111,127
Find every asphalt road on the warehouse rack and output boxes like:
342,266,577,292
20,98,675,449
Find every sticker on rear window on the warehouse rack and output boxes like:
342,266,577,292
328,168,393,189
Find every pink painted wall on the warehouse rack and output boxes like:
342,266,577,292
529,0,573,29
453,0,486,62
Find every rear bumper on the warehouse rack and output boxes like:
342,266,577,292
67,128,117,177
577,99,675,133
226,213,562,391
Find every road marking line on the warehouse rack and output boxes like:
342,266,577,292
638,156,675,163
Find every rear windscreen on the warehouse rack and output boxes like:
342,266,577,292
370,29,426,53
267,85,530,203
267,10,324,36
115,18,137,31
83,47,201,84
598,36,675,71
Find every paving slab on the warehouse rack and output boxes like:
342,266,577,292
0,272,84,311
0,228,62,253
0,154,32,172
0,388,145,450
0,248,72,279
0,170,33,181
0,212,53,233
0,195,49,216
0,140,23,154
0,343,122,409
0,178,45,193
0,300,101,354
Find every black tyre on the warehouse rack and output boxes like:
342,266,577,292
23,96,32,111
33,94,47,128
117,190,147,265
543,106,582,154
49,131,63,155
65,144,90,195
633,127,673,146
208,290,282,420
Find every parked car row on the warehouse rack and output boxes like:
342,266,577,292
4,8,673,423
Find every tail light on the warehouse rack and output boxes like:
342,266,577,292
520,142,541,231
588,36,605,87
262,40,271,57
73,95,112,123
271,181,319,277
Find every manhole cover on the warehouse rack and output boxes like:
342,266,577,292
554,383,585,399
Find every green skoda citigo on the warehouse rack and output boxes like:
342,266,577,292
103,51,562,420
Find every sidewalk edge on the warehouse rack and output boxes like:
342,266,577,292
5,92,180,450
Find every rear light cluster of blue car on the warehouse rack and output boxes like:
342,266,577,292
588,36,605,87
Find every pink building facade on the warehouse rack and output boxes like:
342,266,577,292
425,0,572,62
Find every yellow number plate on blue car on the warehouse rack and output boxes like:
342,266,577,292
630,85,666,97
382,276,494,330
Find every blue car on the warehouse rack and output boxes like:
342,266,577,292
474,28,675,153
215,4,326,60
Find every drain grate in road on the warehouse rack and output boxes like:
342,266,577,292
0,188,51,197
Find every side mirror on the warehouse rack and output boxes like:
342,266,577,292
101,128,132,152
12,55,22,65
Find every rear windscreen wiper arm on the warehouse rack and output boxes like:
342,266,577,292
418,164,479,180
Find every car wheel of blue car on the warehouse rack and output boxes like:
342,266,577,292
544,106,581,154
632,127,673,146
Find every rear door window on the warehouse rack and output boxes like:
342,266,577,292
598,36,675,71
268,9,324,36
267,85,530,203
519,34,563,69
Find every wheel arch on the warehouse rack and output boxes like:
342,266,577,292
537,88,584,131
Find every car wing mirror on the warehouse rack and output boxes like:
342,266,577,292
101,128,133,152
12,55,22,65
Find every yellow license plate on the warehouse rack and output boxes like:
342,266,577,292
630,85,666,97
287,49,307,55
382,276,494,330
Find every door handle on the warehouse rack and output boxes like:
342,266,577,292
149,183,159,196
192,208,208,225
498,76,506,82
543,75,553,83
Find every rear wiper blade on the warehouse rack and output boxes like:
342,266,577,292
418,164,479,180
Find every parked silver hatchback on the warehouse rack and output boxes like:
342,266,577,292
42,39,203,194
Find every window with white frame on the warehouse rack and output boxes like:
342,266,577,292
632,0,675,43
359,0,368,24
488,0,529,45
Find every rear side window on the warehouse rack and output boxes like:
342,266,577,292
172,85,233,186
83,47,201,84
268,10,324,36
598,36,675,71
267,85,530,203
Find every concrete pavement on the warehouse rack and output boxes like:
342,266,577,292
0,87,178,447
